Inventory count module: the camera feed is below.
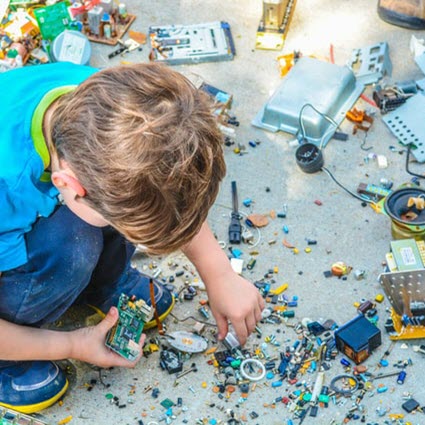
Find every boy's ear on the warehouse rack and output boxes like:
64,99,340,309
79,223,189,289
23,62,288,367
51,171,87,197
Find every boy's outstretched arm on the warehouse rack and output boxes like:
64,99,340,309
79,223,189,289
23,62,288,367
182,222,265,345
0,308,145,368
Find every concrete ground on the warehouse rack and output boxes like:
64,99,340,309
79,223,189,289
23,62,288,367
36,1,425,424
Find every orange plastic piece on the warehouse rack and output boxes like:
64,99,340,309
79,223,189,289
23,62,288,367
346,108,374,134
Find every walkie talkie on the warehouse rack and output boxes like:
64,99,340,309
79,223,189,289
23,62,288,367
228,181,242,244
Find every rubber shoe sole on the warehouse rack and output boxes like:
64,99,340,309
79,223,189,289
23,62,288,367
0,379,68,414
378,6,425,29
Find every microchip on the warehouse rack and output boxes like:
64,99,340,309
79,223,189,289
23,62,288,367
123,328,134,341
131,318,140,328
402,398,420,413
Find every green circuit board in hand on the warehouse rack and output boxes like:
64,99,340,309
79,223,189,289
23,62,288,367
105,293,153,361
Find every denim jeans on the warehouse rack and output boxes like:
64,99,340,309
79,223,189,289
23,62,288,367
0,206,137,327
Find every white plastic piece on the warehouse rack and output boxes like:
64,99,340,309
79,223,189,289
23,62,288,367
377,155,388,169
311,371,325,403
239,358,266,381
230,258,244,274
261,308,272,319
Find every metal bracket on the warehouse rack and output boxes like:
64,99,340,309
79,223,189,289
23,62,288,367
382,93,425,163
379,269,425,316
348,42,392,85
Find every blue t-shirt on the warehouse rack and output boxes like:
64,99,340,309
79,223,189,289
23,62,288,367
0,62,98,272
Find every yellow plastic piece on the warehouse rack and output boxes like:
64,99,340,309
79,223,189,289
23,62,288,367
201,381,208,388
269,283,288,295
147,343,159,352
273,305,286,312
273,266,279,274
353,301,360,308
58,416,73,425
375,294,385,303
293,248,299,254
389,414,404,420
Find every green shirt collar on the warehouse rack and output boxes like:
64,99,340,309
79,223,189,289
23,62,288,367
31,86,76,182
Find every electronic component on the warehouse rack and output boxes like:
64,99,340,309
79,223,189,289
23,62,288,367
256,0,297,51
149,21,235,65
390,239,424,271
159,349,183,374
0,407,48,424
373,81,418,114
334,315,382,364
105,293,153,361
373,87,407,114
165,331,208,353
402,398,420,413
357,183,392,201
33,1,72,41
228,181,242,244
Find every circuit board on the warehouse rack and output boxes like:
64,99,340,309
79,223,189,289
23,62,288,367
105,293,153,361
0,407,48,424
149,21,236,65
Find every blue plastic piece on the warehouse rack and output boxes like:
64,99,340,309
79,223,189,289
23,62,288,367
230,248,243,258
266,371,275,380
380,359,389,367
272,380,283,387
340,358,350,367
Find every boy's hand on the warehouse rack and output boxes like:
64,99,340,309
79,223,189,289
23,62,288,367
70,307,145,368
206,271,264,345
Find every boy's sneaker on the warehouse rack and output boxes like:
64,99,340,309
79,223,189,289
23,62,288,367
95,267,175,329
0,361,68,414
378,0,425,29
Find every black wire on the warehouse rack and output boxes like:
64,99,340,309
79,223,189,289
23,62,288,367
321,167,375,204
169,312,217,328
405,143,425,179
329,374,359,395
298,103,339,143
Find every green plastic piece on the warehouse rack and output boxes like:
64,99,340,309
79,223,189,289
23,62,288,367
303,393,312,402
105,393,114,399
319,394,330,403
230,359,242,368
160,398,175,408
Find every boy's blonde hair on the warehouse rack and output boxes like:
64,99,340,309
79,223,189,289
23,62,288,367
50,63,226,254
